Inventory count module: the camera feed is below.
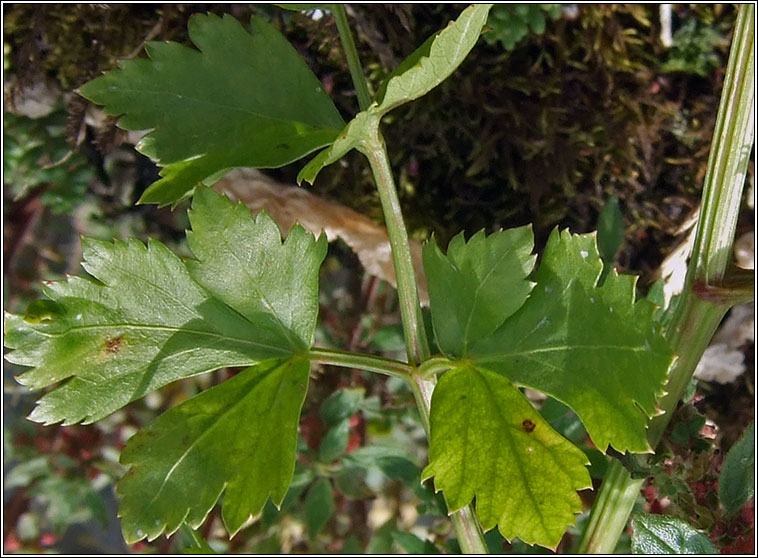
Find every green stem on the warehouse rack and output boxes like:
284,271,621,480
577,462,644,554
407,368,488,553
331,12,487,552
360,127,430,366
577,5,755,553
307,347,413,378
417,355,454,379
360,121,488,554
332,4,372,112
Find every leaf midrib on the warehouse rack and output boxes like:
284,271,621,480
36,323,291,355
461,244,527,352
107,86,342,134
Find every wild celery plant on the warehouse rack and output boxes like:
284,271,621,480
3,4,750,553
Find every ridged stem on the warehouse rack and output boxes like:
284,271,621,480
577,5,755,553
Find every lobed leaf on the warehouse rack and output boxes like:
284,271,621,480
422,365,590,549
5,188,326,425
79,13,344,206
187,187,327,349
630,513,718,554
5,239,289,425
118,359,310,542
423,226,536,357
470,228,672,453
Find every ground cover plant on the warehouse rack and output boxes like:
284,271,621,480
4,4,754,553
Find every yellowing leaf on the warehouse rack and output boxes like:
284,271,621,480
422,365,590,549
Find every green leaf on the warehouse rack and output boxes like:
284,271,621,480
471,228,672,453
719,421,754,516
4,111,93,213
373,31,440,106
187,187,327,349
180,524,217,554
118,359,310,542
78,14,344,206
484,5,562,51
391,531,441,554
422,365,590,549
630,513,718,554
5,188,325,425
597,194,624,265
6,240,286,425
5,457,51,489
374,4,492,115
303,477,335,539
341,445,420,485
319,387,364,426
423,226,536,357
319,419,350,463
297,4,492,184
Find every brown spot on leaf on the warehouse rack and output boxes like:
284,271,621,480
522,419,536,433
105,335,123,354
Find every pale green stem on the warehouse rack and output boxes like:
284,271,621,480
577,463,644,554
577,5,755,553
330,8,488,550
417,355,454,379
407,366,489,553
359,128,430,366
360,124,487,553
332,4,372,112
307,347,413,378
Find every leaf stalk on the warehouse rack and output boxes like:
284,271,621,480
307,347,413,378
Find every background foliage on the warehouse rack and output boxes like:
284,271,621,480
3,3,753,553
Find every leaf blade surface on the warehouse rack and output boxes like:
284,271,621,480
471,229,672,453
718,421,755,516
187,187,327,350
630,513,718,554
118,359,310,542
5,188,325,426
5,237,291,425
79,14,345,205
423,226,536,356
422,365,590,549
